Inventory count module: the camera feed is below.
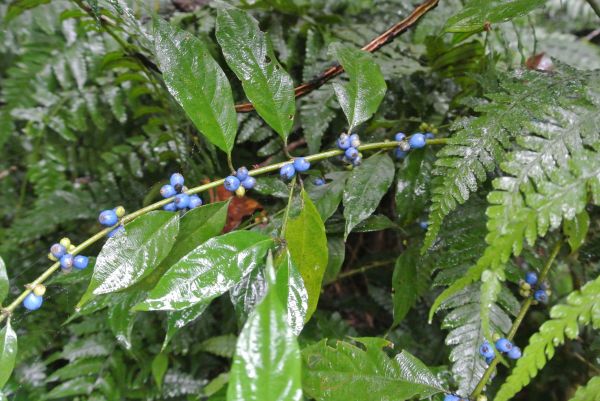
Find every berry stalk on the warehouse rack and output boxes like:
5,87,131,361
0,138,445,325
469,239,564,399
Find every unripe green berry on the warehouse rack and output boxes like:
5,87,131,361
59,237,71,248
114,206,126,217
33,284,46,296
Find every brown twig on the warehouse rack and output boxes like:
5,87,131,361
234,0,440,113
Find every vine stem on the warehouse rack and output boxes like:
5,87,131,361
0,138,444,325
470,239,564,399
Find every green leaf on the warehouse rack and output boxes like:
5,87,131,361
564,211,590,253
0,320,17,389
276,250,309,336
78,211,179,307
285,189,328,321
392,248,418,327
395,150,433,224
0,257,8,305
152,353,169,390
323,236,345,284
227,253,302,401
569,376,600,401
308,172,347,222
495,275,600,401
137,231,273,311
302,338,446,401
6,0,51,21
163,301,210,349
216,8,295,140
343,154,395,238
108,292,145,350
154,19,238,154
201,334,238,359
329,43,387,130
354,215,397,232
445,0,546,33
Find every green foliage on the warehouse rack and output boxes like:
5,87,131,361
495,275,600,401
0,258,8,305
569,376,600,401
302,337,447,401
0,320,17,389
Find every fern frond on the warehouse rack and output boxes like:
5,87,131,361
424,65,600,251
494,275,600,401
569,376,600,401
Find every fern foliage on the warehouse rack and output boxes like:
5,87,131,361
569,376,600,401
494,275,600,401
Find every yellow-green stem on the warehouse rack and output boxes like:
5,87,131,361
470,240,563,399
0,139,442,324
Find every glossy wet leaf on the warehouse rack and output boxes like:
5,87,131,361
154,19,238,154
276,250,309,336
0,257,7,305
164,301,210,349
395,150,433,224
160,201,229,268
108,292,145,350
216,8,295,140
137,231,273,311
302,338,446,401
343,154,395,238
285,189,328,321
78,211,179,307
227,254,302,401
445,0,546,33
392,248,418,327
0,319,17,389
329,43,386,130
564,211,590,252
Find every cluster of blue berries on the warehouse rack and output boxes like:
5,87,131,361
479,337,522,364
336,133,362,166
393,132,432,159
224,166,256,196
48,237,89,272
160,173,203,212
98,205,126,238
280,157,311,180
519,271,551,303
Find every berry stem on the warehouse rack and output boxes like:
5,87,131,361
470,239,564,399
0,138,442,325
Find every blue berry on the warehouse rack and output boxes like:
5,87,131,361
236,167,249,181
444,395,460,401
107,225,125,238
293,157,311,172
24,293,43,311
170,173,184,188
394,132,406,142
314,178,325,186
495,338,513,353
425,132,435,139
163,202,177,212
352,154,362,166
345,147,359,160
479,342,495,359
408,133,426,149
337,135,351,150
534,289,548,303
419,221,429,230
188,195,203,209
485,356,494,365
224,176,241,192
241,176,256,189
507,346,522,360
394,148,408,159
73,255,89,270
525,271,538,286
280,164,296,180
160,184,177,198
50,243,67,258
99,209,118,226
349,134,360,148
60,254,74,269
174,193,190,209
